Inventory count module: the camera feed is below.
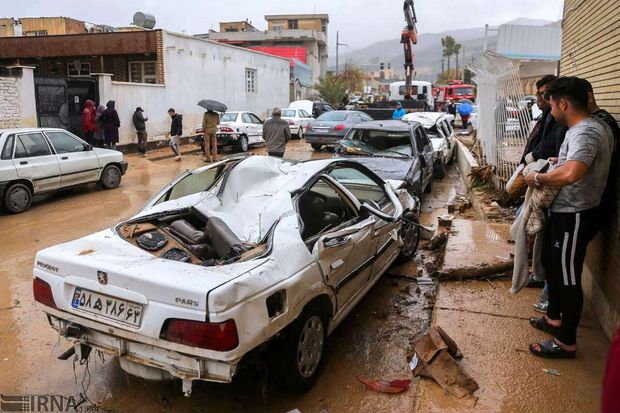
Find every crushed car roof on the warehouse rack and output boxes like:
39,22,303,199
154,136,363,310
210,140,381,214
402,112,449,129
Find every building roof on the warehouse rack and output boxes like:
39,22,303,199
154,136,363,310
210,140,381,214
265,14,329,22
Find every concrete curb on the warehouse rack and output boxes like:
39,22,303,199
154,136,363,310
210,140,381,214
455,139,487,220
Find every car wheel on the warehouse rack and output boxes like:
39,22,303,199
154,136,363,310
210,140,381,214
311,144,322,151
396,211,420,263
238,135,249,152
298,127,304,139
3,183,32,214
100,164,122,189
272,304,327,393
433,160,446,179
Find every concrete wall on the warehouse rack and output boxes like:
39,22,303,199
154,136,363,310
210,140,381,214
98,31,290,145
0,66,37,128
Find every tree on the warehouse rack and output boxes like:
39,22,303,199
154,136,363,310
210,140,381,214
441,36,461,81
339,65,366,94
453,43,462,80
436,69,458,84
314,73,348,106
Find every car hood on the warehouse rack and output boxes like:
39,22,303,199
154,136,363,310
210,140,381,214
341,156,413,181
93,148,122,158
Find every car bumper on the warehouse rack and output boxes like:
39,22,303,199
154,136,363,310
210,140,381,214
304,134,345,145
41,305,238,383
119,161,129,176
217,133,240,146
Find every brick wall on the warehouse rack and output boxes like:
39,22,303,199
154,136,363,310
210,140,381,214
560,0,620,338
0,75,21,128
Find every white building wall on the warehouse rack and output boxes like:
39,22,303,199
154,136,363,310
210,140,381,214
0,66,37,129
98,31,290,146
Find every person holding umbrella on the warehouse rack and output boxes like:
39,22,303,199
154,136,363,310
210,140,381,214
458,100,473,130
198,100,227,163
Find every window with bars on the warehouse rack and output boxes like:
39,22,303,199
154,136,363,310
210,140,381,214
129,61,157,84
245,69,257,93
288,20,299,29
67,62,91,77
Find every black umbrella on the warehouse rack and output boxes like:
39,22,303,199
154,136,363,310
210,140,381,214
197,99,228,113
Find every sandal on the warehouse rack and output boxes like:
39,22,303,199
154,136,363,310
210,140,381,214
529,317,559,336
529,339,576,359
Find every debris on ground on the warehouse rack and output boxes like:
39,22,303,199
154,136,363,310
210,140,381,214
356,375,411,394
427,232,448,251
438,214,455,228
447,195,472,213
409,327,479,402
543,368,561,376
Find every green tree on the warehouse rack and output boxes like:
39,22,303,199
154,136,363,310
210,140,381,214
314,73,348,106
339,65,366,94
453,43,462,79
441,36,461,81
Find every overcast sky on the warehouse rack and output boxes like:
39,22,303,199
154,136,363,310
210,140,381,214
3,0,564,50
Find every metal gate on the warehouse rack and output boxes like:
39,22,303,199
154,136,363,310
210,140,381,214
34,77,99,137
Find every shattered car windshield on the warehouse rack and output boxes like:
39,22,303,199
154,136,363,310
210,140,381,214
220,113,238,122
340,129,413,158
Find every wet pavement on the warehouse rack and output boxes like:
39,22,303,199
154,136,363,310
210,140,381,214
0,140,437,413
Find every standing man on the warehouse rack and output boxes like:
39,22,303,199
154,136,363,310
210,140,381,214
262,108,291,158
168,108,183,162
81,100,96,145
392,102,406,120
101,100,120,151
132,107,148,157
525,77,613,358
202,110,219,163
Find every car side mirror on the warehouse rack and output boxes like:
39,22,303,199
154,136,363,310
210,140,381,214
84,144,93,151
360,202,396,222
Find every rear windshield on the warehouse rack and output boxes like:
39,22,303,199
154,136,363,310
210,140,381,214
281,110,296,118
220,113,238,122
340,129,413,158
317,112,348,121
454,87,474,96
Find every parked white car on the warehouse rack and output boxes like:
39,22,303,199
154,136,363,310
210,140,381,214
402,112,456,179
217,111,265,152
33,155,420,396
0,128,127,213
281,108,313,139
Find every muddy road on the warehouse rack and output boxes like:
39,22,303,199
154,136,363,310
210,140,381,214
0,140,444,413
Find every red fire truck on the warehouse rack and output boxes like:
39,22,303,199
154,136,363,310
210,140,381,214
433,80,476,111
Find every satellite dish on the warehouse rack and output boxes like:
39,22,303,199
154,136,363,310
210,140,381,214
133,12,156,29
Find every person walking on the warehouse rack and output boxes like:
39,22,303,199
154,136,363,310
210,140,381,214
202,109,219,163
524,77,613,359
101,100,120,150
81,100,96,145
132,107,149,157
93,104,106,148
457,100,473,130
392,102,406,120
262,107,291,158
168,108,183,161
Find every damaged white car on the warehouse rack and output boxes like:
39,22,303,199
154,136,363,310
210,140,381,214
32,155,420,396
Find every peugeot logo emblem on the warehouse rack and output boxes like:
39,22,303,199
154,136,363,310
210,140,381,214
97,271,108,285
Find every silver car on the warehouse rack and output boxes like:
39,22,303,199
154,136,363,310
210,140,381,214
305,111,374,151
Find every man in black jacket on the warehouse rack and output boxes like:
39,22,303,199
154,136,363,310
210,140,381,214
132,107,148,156
168,108,183,162
520,75,567,165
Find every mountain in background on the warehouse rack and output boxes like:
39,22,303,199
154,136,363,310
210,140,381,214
330,18,553,82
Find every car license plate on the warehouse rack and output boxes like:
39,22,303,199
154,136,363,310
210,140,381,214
71,287,143,327
314,127,330,133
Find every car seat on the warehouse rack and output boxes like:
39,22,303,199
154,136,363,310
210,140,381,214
298,191,341,239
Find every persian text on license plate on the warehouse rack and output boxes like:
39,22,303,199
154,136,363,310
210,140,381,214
71,288,143,327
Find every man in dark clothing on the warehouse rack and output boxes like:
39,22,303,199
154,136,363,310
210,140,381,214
262,108,291,158
520,75,567,165
168,108,183,162
525,77,613,359
101,100,120,151
132,107,148,157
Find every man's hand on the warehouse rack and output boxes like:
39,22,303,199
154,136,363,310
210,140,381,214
548,157,558,165
525,172,539,188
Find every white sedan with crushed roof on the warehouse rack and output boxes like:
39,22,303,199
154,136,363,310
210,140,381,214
33,155,420,396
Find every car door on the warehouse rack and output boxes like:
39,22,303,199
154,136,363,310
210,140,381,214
241,113,257,143
12,132,61,193
248,113,264,143
298,176,376,310
327,166,402,280
45,130,99,187
414,126,434,186
299,109,312,129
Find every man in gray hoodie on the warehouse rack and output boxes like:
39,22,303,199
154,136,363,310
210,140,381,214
262,107,291,158
132,107,148,156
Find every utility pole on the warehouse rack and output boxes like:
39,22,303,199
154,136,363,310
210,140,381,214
483,24,489,51
336,31,349,75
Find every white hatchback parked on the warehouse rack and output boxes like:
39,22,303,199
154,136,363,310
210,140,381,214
281,108,313,139
0,128,128,213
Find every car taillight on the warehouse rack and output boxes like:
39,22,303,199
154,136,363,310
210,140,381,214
288,120,295,125
161,319,239,351
334,124,346,131
33,277,57,309
220,127,234,133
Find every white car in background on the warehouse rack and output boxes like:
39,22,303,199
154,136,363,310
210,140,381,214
402,112,456,179
216,111,264,152
0,128,127,214
281,108,313,139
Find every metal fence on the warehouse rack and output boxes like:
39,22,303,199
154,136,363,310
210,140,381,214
469,51,531,190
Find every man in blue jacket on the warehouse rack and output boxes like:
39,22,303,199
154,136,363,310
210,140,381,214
392,102,406,120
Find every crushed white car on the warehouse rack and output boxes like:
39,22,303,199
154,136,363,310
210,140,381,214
33,155,420,396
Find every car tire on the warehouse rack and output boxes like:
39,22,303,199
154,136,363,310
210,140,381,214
396,211,420,263
311,144,322,151
99,164,122,189
271,303,327,393
238,135,249,152
433,160,446,179
3,182,32,214
298,127,304,139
